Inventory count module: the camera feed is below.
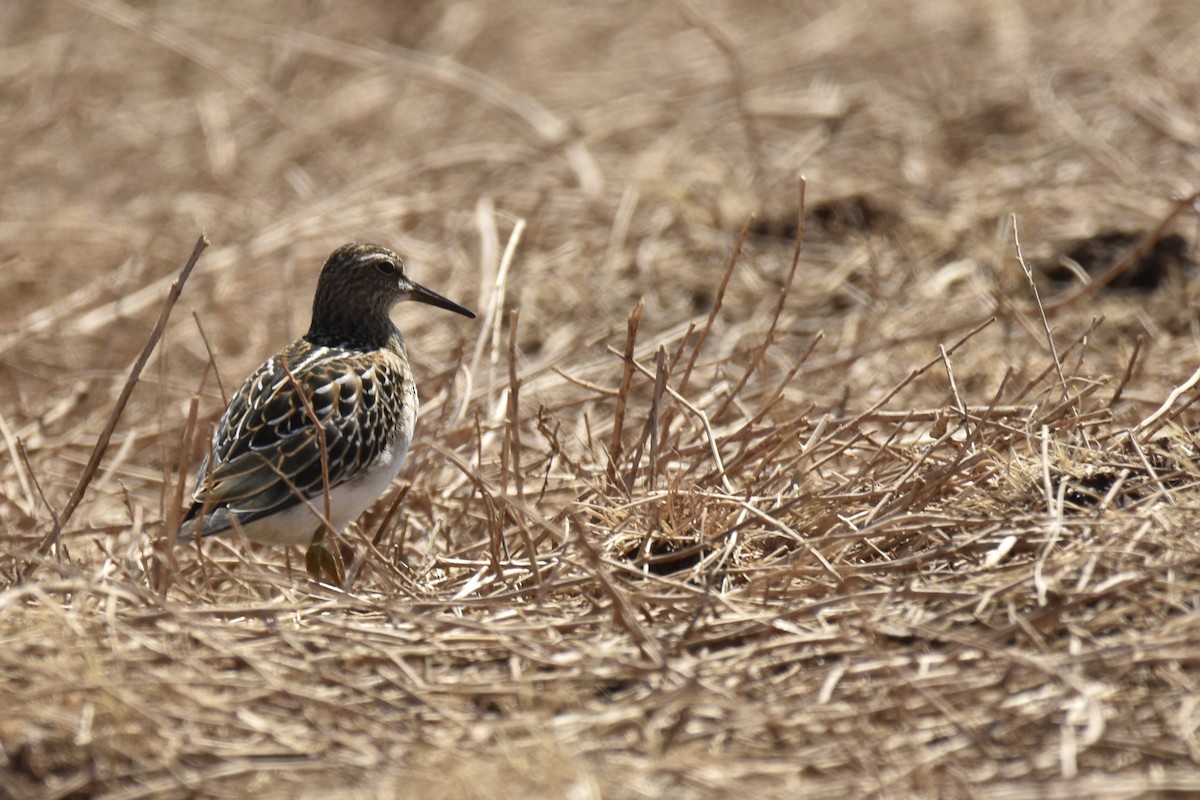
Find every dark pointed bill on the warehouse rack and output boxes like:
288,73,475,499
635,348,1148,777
409,281,476,319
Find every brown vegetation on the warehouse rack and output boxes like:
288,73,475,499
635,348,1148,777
3,1,1200,797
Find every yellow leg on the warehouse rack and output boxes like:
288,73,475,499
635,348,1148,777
305,528,344,586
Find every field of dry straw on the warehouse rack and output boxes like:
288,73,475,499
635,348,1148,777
4,1,1200,797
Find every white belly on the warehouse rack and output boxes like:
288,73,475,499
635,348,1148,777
234,435,412,546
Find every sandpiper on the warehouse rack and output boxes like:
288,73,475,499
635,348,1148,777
178,242,475,583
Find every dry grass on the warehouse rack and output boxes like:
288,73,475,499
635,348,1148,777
4,1,1200,797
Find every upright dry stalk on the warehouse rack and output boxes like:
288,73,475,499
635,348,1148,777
677,217,752,398
1012,216,1070,405
713,179,806,422
23,234,208,580
608,299,644,486
506,308,525,502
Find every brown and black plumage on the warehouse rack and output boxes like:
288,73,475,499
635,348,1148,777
179,242,475,582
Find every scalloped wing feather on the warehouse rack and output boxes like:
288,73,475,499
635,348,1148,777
181,340,413,539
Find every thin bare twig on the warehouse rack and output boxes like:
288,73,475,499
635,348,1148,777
23,234,208,579
678,217,753,398
1108,335,1143,408
1012,216,1070,404
714,178,807,421
608,300,644,487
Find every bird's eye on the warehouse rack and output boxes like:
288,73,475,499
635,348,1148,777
375,260,398,276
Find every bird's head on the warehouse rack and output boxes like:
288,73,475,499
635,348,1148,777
308,242,475,348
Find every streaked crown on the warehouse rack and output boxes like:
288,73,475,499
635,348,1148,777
306,243,475,350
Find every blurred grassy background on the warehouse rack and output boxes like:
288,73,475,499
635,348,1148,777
3,1,1200,797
